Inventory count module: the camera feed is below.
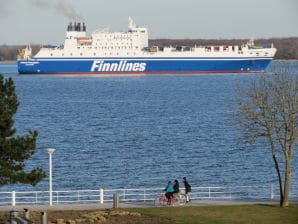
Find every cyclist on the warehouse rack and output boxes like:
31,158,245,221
173,179,180,194
164,181,174,205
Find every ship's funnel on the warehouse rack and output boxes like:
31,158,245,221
67,22,86,32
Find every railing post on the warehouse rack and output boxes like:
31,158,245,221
229,187,232,200
12,191,16,206
208,187,211,199
144,190,146,202
100,188,104,204
271,184,274,200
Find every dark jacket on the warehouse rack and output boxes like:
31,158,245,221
173,181,179,193
183,180,191,193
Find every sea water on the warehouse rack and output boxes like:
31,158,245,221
0,62,297,192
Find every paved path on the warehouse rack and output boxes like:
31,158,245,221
0,199,280,212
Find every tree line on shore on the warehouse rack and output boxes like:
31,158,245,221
0,37,297,61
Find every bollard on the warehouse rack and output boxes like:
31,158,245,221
24,208,30,219
10,211,18,224
40,211,47,224
113,193,119,208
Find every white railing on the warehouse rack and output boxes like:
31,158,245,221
0,185,297,206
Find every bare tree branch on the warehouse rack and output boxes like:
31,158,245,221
235,62,297,207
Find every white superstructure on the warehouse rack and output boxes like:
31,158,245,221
26,18,275,59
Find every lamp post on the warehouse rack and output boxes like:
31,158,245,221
46,148,56,206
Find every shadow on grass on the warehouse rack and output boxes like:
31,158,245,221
255,204,279,207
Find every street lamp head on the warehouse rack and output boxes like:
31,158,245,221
46,148,56,154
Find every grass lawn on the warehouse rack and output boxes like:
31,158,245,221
0,204,297,223
125,204,298,224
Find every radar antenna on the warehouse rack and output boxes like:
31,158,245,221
128,17,136,30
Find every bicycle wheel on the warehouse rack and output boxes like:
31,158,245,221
162,195,169,206
178,194,186,205
155,195,167,206
154,197,161,206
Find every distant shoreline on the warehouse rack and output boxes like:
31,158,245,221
0,60,16,64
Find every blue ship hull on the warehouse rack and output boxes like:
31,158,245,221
18,57,273,74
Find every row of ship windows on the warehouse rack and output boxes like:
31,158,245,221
91,41,133,46
249,52,269,55
98,39,133,42
49,51,269,56
99,34,139,38
50,52,139,56
77,46,139,50
93,41,134,45
229,51,269,55
78,42,134,46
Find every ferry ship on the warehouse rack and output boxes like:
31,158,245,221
18,18,276,75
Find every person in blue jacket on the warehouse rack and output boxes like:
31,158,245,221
164,181,174,205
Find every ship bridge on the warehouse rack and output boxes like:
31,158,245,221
64,22,87,49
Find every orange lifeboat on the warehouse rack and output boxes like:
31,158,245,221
77,37,92,42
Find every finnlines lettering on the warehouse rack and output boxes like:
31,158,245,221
91,60,146,72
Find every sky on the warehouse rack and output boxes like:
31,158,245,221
0,0,297,45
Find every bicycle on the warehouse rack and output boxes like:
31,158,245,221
155,192,186,206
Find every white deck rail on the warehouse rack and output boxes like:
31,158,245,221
0,185,297,206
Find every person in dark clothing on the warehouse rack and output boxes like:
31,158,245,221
173,179,180,194
182,177,191,202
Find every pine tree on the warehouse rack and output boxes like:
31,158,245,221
0,74,45,186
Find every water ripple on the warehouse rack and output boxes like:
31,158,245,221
0,62,297,192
